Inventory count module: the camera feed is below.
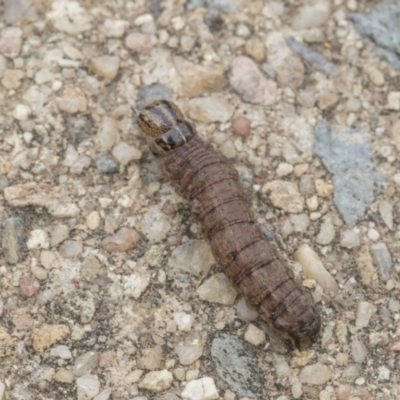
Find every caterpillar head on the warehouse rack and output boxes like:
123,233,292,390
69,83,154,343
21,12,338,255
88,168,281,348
138,100,197,157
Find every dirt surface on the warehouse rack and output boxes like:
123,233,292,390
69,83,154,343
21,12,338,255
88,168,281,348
0,1,399,399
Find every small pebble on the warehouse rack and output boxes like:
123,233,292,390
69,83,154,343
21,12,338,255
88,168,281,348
181,377,219,400
89,55,120,80
232,116,251,137
299,363,333,385
174,312,193,332
93,389,112,400
378,200,393,230
19,275,40,297
50,345,72,359
315,217,335,245
138,370,173,392
35,68,55,85
351,340,367,364
31,265,47,280
50,224,70,247
289,214,310,232
220,141,236,159
355,301,377,330
262,180,304,213
32,324,70,352
137,346,163,371
27,229,50,250
295,244,338,292
386,92,400,111
244,324,265,346
315,179,334,198
53,368,74,383
1,69,25,89
101,227,140,252
236,297,258,322
112,142,142,165
73,352,100,377
364,65,384,86
188,97,233,123
291,382,303,399
276,163,293,177
102,19,128,37
293,163,308,177
340,230,360,249
196,273,237,306
40,251,59,270
12,104,31,120
306,195,319,211
86,211,101,230
230,56,277,105
180,35,196,52
95,154,119,174
2,216,25,264
59,240,83,258
76,374,100,400
244,37,265,62
378,366,390,381
0,27,22,58
56,88,87,114
370,242,392,282
125,32,157,53
367,228,380,241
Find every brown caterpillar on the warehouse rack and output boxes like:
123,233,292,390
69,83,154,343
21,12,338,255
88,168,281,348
138,100,320,349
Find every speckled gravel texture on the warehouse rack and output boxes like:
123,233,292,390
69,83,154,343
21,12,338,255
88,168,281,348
0,1,400,400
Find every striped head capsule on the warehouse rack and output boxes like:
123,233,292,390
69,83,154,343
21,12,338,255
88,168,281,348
138,100,197,157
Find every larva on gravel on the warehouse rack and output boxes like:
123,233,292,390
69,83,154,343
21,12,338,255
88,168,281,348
138,100,320,349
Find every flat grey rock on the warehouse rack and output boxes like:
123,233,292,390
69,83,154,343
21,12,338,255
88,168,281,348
313,122,385,226
349,3,400,69
285,36,339,76
211,333,266,398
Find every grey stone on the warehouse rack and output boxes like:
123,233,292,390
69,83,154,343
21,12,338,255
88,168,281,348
341,365,362,383
370,242,392,282
211,333,266,398
285,36,338,76
73,352,100,377
313,122,385,226
2,216,25,264
349,4,400,70
95,154,119,174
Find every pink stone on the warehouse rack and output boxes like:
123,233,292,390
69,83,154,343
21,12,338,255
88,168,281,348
19,275,40,297
0,27,22,58
56,88,87,114
232,116,251,137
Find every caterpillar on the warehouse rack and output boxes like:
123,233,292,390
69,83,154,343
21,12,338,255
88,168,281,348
137,100,320,349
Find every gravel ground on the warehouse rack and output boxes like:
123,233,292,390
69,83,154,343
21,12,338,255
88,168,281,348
0,1,399,399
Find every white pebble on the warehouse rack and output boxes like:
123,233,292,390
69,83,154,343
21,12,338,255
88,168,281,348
367,228,380,241
76,374,100,400
112,142,142,165
181,377,219,400
306,195,319,211
50,345,72,359
276,162,293,177
12,104,31,120
27,229,50,249
174,312,193,332
295,244,338,292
